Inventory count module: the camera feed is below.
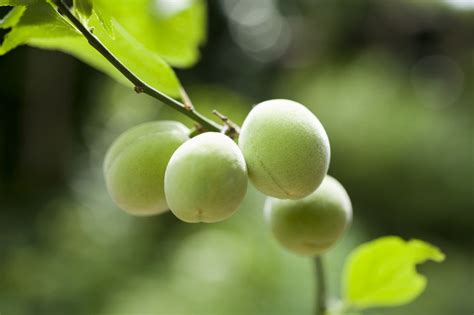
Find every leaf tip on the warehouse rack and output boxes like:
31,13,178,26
408,239,446,264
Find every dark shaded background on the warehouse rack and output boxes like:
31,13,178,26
1,1,473,314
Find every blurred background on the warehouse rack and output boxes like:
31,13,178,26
0,0,473,314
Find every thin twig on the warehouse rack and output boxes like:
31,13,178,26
189,123,205,138
212,110,241,139
52,0,221,132
179,86,194,111
315,256,327,315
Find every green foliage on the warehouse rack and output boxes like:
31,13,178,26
0,0,37,5
0,3,77,55
91,3,112,36
73,0,92,20
0,6,25,28
343,236,445,310
0,2,452,314
93,0,207,67
0,0,208,97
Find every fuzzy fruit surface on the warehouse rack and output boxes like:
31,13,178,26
265,175,352,256
165,132,248,223
104,121,190,216
239,99,330,199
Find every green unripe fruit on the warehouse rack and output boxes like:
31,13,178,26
164,132,248,223
265,175,352,256
239,99,330,199
104,121,190,216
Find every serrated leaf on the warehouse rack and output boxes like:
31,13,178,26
0,6,26,28
343,236,445,309
0,2,181,96
74,0,92,20
94,0,207,67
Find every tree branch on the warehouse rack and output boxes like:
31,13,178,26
315,256,327,315
52,0,222,132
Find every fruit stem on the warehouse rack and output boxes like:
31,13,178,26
315,256,328,315
212,110,241,140
52,0,222,133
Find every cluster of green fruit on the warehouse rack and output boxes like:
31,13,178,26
104,99,352,256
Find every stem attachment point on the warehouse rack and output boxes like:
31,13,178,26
179,87,194,111
134,86,144,94
213,110,240,140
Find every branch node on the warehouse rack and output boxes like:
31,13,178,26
220,125,230,135
134,86,144,94
213,110,228,123
189,124,205,137
179,87,194,111
213,110,241,139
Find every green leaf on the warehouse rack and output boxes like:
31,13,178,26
343,236,445,309
0,2,181,96
0,6,26,28
74,0,92,20
92,4,113,37
0,2,77,54
94,0,207,67
407,239,445,264
0,0,37,5
0,0,206,95
94,15,181,95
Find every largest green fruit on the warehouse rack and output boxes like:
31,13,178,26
164,132,248,223
265,175,352,256
104,121,190,216
239,99,330,199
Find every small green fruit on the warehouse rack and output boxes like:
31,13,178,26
164,132,248,223
239,99,330,199
265,175,352,256
104,121,190,216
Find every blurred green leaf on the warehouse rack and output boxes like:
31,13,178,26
74,0,92,20
0,0,37,5
0,2,181,96
0,0,206,95
343,236,445,309
94,0,207,67
0,2,77,54
0,6,26,28
4,0,207,67
92,3,113,37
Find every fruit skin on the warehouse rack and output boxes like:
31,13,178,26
265,175,352,256
104,121,190,216
239,99,330,199
165,132,248,223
